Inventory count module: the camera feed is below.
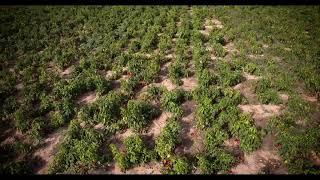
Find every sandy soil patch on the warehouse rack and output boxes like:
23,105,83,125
238,104,284,128
181,76,197,91
145,112,172,139
33,127,68,174
76,91,97,105
230,134,287,174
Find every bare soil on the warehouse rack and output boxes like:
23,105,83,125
33,127,68,174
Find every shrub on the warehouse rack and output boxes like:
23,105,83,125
95,91,124,124
143,57,161,83
216,61,242,87
155,119,181,159
161,89,187,112
158,34,171,53
110,135,155,171
244,62,260,75
147,85,165,100
122,100,160,131
50,110,65,129
196,96,218,129
197,69,217,88
14,107,30,132
1,160,33,174
258,89,281,104
168,156,191,174
204,125,229,153
129,39,141,53
197,149,235,174
168,62,185,85
212,42,226,57
110,144,129,170
29,117,46,144
229,113,261,153
48,120,102,174
210,30,226,45
120,76,140,96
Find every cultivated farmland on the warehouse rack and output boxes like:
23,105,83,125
1,6,320,174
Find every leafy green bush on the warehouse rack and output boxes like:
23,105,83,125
197,149,235,174
197,69,217,88
196,96,218,129
14,107,30,132
120,76,140,96
258,89,281,104
129,39,141,53
95,91,124,124
216,62,243,87
269,112,320,174
158,34,172,53
204,125,229,153
122,100,160,131
110,135,155,171
244,62,260,75
141,27,158,52
212,42,226,57
147,85,165,100
167,156,191,174
168,62,186,85
229,113,261,153
155,119,181,159
110,144,129,170
161,89,187,112
209,30,226,45
143,57,161,83
49,120,102,174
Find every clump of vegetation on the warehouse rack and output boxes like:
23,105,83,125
110,135,155,171
216,61,243,87
1,160,33,174
229,113,261,153
155,119,181,159
83,90,127,125
255,77,281,104
212,42,226,57
268,96,320,174
122,100,161,132
147,85,165,100
161,89,188,117
197,149,235,174
48,120,103,174
164,156,191,174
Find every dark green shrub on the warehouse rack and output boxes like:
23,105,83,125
229,113,261,153
48,120,102,174
147,85,165,99
161,89,187,112
197,69,217,88
95,91,124,124
197,149,235,174
122,100,160,131
129,39,141,53
258,89,281,104
212,42,226,57
1,160,33,174
110,135,155,171
168,62,185,86
14,107,30,132
168,156,191,174
204,125,229,153
155,119,181,159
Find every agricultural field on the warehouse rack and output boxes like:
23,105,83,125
0,6,320,175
